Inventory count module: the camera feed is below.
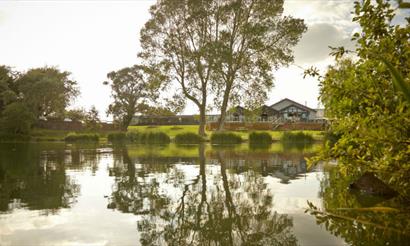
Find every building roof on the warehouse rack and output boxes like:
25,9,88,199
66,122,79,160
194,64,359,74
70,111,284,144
259,105,280,115
270,98,317,112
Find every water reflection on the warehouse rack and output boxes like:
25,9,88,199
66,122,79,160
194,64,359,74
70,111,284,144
108,145,299,245
0,143,79,213
2,142,406,245
306,165,410,245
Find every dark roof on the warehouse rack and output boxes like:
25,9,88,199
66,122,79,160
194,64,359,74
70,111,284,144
270,98,317,112
259,105,280,115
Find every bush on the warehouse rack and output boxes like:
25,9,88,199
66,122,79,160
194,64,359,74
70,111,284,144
281,131,314,143
174,132,204,144
210,132,242,144
64,132,99,142
125,131,170,144
107,132,127,142
0,102,35,135
249,132,272,145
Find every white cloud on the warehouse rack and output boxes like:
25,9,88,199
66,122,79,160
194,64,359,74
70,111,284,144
293,23,355,64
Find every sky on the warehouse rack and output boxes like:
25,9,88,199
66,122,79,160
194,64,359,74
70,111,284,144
0,0,408,120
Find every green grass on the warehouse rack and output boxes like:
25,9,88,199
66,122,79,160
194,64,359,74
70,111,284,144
2,125,323,143
128,125,323,141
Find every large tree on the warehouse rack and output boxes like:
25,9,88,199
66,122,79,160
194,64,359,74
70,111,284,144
140,0,306,133
211,0,306,130
16,67,79,120
104,65,163,130
140,0,219,136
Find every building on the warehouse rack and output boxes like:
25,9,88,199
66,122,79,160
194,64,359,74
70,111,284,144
270,98,317,122
131,98,324,126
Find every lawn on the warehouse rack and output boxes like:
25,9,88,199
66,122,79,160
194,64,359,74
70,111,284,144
18,125,323,143
128,125,324,141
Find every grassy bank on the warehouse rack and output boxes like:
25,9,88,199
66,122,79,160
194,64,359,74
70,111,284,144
128,125,323,141
0,125,323,143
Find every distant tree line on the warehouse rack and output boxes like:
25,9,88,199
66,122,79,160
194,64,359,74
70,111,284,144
0,66,100,135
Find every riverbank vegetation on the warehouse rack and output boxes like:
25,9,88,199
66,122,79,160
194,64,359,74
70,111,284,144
64,133,99,142
174,133,204,144
306,0,410,196
210,132,243,144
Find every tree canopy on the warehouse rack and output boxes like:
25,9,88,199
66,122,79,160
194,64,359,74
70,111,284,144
140,0,306,133
0,66,79,135
16,67,79,119
104,65,166,130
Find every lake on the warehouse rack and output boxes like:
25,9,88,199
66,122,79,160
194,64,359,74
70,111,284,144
0,142,409,245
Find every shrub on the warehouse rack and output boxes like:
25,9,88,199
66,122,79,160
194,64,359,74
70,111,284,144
107,132,127,142
281,131,314,143
170,126,183,131
64,132,99,142
0,102,35,135
125,131,170,144
210,132,242,144
249,132,272,145
174,132,204,144
144,132,170,144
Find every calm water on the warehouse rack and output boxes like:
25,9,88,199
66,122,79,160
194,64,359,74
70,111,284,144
0,142,409,246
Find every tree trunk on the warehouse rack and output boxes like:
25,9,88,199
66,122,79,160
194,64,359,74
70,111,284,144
217,83,232,131
198,105,207,137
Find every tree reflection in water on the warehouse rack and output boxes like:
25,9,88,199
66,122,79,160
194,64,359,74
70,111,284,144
108,144,298,246
0,143,80,213
306,166,410,246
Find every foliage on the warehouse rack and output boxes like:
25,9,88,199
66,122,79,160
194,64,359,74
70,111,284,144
122,131,171,144
64,132,99,142
104,65,164,130
83,106,101,132
249,132,273,145
210,132,242,144
281,131,314,143
0,66,18,113
174,132,204,144
139,0,217,136
0,102,35,135
65,108,87,122
305,166,410,245
313,0,410,196
140,0,306,133
16,66,79,119
209,0,306,130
